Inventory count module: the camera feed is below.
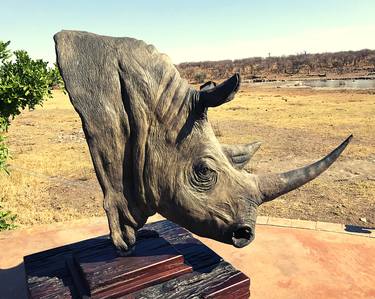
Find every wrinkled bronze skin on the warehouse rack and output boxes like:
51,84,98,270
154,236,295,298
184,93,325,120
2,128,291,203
55,30,352,252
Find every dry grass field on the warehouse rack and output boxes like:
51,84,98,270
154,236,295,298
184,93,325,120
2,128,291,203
0,86,374,228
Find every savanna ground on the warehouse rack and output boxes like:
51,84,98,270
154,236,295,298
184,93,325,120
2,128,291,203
0,86,374,228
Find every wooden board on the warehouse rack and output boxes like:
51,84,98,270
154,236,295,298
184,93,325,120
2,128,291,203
24,220,250,298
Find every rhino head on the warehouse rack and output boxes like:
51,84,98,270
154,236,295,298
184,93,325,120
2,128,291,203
54,31,352,251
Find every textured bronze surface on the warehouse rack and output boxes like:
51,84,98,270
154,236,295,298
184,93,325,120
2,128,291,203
55,30,351,253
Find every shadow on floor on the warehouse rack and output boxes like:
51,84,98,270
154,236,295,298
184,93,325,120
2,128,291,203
344,224,374,234
0,263,28,299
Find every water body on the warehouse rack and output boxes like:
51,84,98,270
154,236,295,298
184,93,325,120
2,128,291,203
301,79,375,89
251,79,375,89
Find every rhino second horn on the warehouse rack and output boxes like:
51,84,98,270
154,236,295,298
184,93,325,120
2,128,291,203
257,134,352,203
199,73,240,107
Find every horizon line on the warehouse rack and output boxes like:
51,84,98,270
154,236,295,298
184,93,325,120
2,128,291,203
177,48,375,65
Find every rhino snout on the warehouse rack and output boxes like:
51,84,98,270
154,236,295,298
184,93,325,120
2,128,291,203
231,225,255,248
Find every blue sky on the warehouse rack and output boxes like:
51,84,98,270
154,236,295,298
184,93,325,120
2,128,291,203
1,0,375,64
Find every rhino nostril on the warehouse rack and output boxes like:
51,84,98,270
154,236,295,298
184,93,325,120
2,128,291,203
232,226,254,248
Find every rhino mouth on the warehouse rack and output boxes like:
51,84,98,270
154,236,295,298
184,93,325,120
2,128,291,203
232,225,254,248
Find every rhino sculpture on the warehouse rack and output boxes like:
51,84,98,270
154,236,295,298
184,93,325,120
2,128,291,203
54,31,352,252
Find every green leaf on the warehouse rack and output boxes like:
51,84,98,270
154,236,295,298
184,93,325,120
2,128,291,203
0,40,63,171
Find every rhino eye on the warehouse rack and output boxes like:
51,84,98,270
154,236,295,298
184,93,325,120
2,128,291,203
191,162,217,192
198,165,210,175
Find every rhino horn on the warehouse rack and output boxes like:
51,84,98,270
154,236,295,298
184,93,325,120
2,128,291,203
199,73,240,107
257,135,352,203
200,80,217,91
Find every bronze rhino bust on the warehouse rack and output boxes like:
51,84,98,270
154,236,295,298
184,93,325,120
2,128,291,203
54,31,351,252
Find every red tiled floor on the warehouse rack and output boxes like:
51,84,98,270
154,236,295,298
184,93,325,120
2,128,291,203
0,216,374,299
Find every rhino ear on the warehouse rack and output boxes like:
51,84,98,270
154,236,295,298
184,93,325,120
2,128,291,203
200,81,217,91
222,142,261,169
199,73,240,108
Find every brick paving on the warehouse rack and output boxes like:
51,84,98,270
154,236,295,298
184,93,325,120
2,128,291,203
0,215,374,298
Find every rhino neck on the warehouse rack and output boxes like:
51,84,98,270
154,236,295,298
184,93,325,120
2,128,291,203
55,30,197,223
118,65,194,214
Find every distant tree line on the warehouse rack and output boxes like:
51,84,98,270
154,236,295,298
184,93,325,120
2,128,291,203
178,49,375,82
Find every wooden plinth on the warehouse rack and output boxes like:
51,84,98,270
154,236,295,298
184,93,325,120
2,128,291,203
24,220,250,298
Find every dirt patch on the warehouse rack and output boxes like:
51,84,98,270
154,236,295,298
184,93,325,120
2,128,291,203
0,88,374,228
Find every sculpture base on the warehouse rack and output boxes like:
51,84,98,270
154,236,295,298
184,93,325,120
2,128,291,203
24,220,250,298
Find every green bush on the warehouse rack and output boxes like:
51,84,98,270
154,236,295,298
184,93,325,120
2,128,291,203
0,49,53,128
194,71,207,83
0,206,16,230
0,135,9,173
0,40,62,172
49,63,65,89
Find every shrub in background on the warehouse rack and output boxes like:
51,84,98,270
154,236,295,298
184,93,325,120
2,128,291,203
0,40,63,230
194,71,207,83
0,40,63,172
0,206,16,230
